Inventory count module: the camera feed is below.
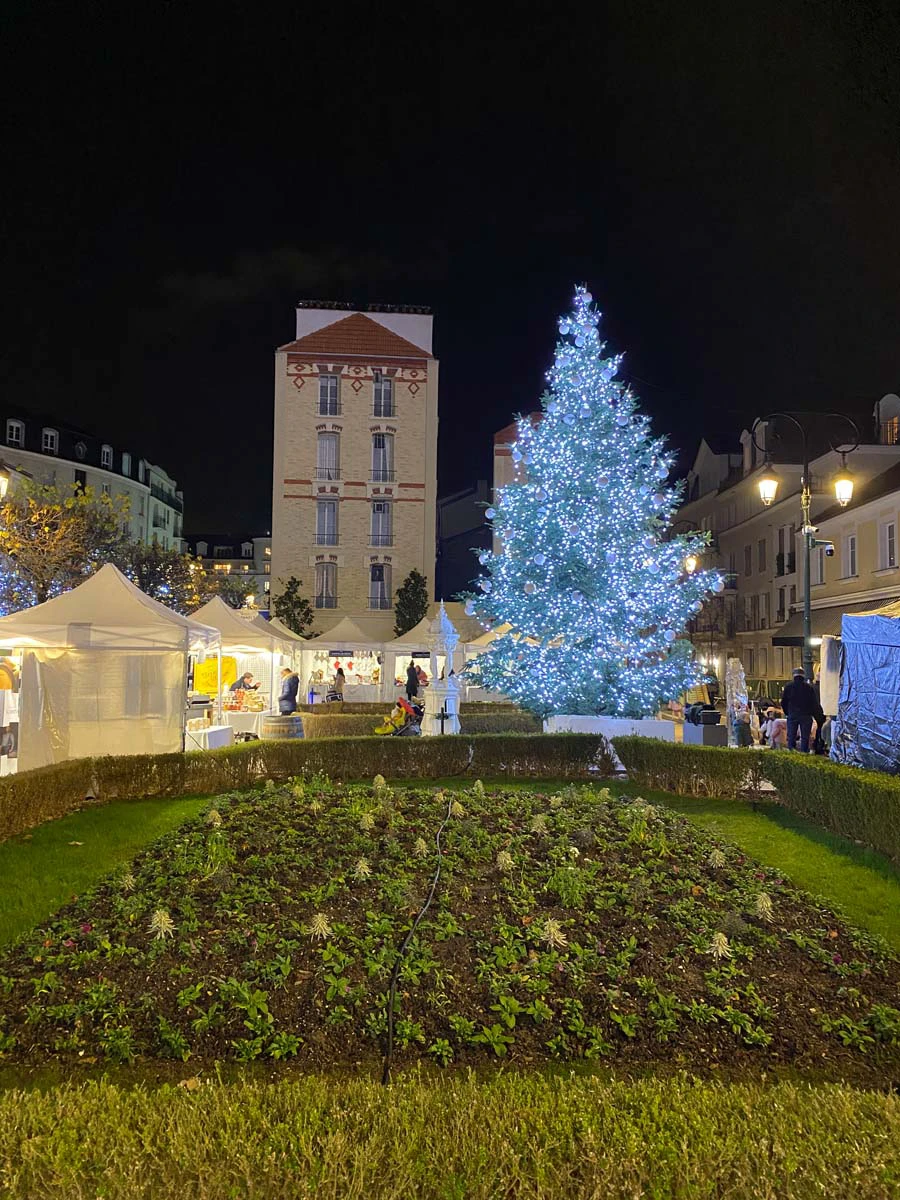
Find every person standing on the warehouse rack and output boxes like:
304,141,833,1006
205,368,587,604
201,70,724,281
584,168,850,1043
406,660,419,704
780,668,818,752
333,667,345,698
278,667,300,714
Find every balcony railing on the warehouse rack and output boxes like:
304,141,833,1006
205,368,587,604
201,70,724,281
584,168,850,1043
880,421,900,446
721,572,738,590
150,483,184,513
315,467,341,481
369,533,393,546
370,468,395,482
775,609,786,624
373,404,396,418
314,534,338,546
317,403,342,417
315,595,338,609
368,597,393,610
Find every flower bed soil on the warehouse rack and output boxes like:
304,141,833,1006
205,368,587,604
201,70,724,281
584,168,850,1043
0,780,897,1083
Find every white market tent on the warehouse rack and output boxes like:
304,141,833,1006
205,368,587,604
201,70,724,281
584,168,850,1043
191,597,296,712
302,617,386,700
0,564,220,771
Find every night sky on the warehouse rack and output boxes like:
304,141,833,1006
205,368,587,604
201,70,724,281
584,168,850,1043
3,3,899,534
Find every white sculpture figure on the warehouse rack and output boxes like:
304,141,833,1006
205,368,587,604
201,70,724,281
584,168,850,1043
422,602,461,735
724,656,749,747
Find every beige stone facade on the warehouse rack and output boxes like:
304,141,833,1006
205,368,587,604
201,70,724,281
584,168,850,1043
675,395,900,692
271,305,438,637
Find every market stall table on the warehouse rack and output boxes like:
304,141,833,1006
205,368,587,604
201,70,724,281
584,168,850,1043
185,724,234,751
224,710,273,737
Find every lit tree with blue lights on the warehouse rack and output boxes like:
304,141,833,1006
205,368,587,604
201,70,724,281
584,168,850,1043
464,286,723,718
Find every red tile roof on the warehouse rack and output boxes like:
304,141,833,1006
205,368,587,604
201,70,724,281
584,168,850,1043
278,313,429,358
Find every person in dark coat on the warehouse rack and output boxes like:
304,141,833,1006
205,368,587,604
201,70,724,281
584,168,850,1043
279,668,300,714
406,661,419,703
781,668,818,752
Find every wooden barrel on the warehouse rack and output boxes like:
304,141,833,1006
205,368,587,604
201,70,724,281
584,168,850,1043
259,714,304,741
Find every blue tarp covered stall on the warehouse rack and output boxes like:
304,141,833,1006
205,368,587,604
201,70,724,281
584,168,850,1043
833,600,900,773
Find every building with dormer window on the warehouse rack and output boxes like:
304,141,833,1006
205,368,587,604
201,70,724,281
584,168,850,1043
271,303,438,637
0,409,184,550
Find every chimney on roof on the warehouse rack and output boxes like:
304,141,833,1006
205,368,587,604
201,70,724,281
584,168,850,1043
295,301,433,354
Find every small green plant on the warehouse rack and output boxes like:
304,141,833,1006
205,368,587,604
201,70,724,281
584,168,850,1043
541,918,568,950
352,857,373,881
157,1016,191,1061
267,1032,302,1059
496,850,515,873
754,893,774,922
472,1023,514,1057
99,1025,137,1063
427,1038,454,1066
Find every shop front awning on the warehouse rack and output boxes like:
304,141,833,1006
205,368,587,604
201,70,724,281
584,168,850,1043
772,597,900,645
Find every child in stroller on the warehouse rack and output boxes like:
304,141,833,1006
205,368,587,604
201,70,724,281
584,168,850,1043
374,696,423,736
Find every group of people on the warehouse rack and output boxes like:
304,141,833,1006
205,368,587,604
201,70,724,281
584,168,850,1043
758,667,830,753
405,660,428,703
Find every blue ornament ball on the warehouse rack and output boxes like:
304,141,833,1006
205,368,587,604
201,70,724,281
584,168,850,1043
574,335,585,348
485,507,496,520
664,629,676,643
533,553,546,566
616,414,629,427
563,414,576,426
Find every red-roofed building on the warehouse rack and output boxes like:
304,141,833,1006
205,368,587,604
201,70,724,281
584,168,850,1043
272,304,438,638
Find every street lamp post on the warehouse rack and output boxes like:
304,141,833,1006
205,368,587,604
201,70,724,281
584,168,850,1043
751,413,860,682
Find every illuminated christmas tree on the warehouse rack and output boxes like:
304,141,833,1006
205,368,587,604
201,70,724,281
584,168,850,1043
464,286,722,718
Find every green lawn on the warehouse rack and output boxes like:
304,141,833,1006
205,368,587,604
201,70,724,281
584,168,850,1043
0,796,209,946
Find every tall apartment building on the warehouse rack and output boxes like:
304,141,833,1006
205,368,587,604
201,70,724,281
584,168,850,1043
0,409,184,549
271,303,438,637
675,394,900,691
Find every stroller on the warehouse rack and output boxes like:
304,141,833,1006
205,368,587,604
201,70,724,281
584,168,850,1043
374,696,423,736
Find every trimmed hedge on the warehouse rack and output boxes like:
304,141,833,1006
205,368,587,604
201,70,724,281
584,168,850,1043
0,733,615,843
611,738,759,800
762,753,900,863
613,737,900,862
300,711,541,738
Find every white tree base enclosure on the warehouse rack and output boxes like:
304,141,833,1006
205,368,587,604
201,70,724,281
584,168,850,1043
543,715,675,741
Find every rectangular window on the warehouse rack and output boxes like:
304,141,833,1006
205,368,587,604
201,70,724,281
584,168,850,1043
750,594,759,629
777,586,786,621
318,374,340,416
760,592,769,628
370,500,393,546
74,469,86,491
757,537,767,573
315,562,337,608
746,648,756,675
373,371,394,417
6,420,23,448
844,533,857,577
316,432,340,480
368,563,392,609
42,428,58,454
213,546,230,559
316,500,338,545
881,520,897,569
743,595,752,629
758,647,767,676
811,545,825,586
101,483,110,496
727,550,736,574
789,584,797,608
100,444,113,469
371,432,394,482
774,646,784,675
122,452,131,476
743,544,752,576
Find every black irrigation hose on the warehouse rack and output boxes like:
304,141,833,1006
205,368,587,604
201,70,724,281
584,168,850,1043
381,789,455,1086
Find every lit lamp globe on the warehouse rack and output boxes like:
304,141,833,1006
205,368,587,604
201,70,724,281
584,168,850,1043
683,553,699,575
833,464,854,507
758,467,779,507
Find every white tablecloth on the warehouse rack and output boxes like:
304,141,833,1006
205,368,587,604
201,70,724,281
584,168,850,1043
185,724,235,751
224,710,272,736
